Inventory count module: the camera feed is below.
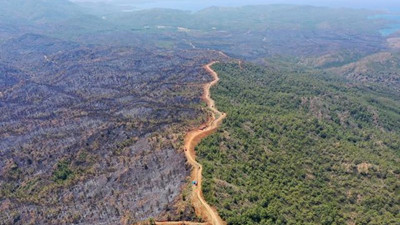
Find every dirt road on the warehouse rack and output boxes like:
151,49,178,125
156,62,226,225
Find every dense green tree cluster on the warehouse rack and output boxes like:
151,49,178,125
197,63,400,225
52,160,74,183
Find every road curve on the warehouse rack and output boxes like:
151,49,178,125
156,62,226,225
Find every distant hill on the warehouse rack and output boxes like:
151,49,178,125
328,52,400,92
0,0,82,24
0,0,116,42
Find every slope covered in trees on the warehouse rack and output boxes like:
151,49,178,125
196,62,400,225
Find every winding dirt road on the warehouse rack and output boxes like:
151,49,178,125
156,62,227,225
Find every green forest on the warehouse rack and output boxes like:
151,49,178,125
196,62,400,225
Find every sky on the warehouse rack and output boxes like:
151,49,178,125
70,0,400,12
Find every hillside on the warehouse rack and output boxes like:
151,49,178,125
327,52,400,92
109,5,388,60
0,33,225,224
197,62,399,224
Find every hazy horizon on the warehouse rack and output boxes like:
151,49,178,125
70,0,400,12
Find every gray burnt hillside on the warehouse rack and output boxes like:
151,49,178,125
0,34,224,224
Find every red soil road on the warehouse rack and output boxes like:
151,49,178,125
156,62,227,225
